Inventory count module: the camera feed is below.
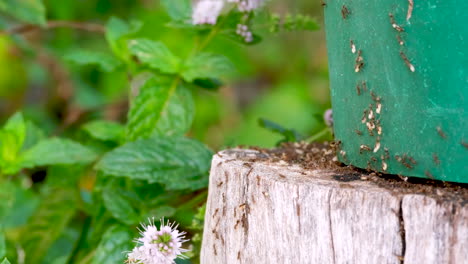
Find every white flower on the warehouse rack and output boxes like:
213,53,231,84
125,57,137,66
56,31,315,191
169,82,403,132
192,0,267,25
228,0,266,12
236,23,254,43
192,0,225,25
126,218,189,264
324,109,333,127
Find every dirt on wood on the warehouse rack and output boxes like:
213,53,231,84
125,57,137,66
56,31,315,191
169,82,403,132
236,141,468,205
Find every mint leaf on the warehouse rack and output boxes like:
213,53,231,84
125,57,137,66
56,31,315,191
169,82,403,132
0,131,21,174
21,188,77,264
193,78,223,91
0,0,46,25
128,39,181,74
82,120,124,142
0,181,39,229
1,258,10,264
258,118,304,145
95,137,212,190
0,113,27,174
102,186,139,225
19,138,98,168
64,50,122,72
181,53,234,82
105,17,142,60
92,225,132,264
161,0,192,21
3,112,26,153
126,78,194,141
21,121,45,151
140,205,176,220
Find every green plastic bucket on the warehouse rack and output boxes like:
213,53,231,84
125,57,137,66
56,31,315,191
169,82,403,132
323,0,468,183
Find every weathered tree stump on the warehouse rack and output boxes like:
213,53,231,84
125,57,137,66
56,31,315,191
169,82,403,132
201,148,468,264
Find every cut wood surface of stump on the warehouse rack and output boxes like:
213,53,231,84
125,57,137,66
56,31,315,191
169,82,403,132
201,144,468,264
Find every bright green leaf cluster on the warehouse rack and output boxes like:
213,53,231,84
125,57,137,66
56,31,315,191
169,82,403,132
0,113,26,173
0,113,97,175
0,1,322,262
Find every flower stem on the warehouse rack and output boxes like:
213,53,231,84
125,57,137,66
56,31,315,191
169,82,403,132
196,9,234,53
307,127,331,142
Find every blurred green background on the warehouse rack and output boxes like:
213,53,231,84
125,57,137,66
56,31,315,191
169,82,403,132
0,0,330,150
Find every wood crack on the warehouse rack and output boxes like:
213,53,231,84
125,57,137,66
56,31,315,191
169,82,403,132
328,190,336,264
241,166,253,245
398,199,406,264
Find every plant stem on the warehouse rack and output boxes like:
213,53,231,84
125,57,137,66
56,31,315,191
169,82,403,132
177,190,208,212
196,9,233,53
67,216,92,264
1,20,105,35
77,250,95,264
307,127,331,142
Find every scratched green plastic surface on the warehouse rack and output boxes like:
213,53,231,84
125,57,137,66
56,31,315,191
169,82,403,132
324,0,468,183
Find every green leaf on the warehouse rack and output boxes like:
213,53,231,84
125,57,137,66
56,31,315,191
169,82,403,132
41,227,80,264
0,131,18,173
1,258,10,264
21,121,45,151
64,50,122,72
3,112,26,144
95,136,213,190
193,78,223,91
46,165,86,188
128,39,181,74
105,17,142,60
102,186,139,225
126,78,194,140
21,188,77,264
0,181,39,228
92,225,132,264
19,138,98,169
181,53,234,82
161,0,192,21
258,118,304,144
82,120,124,142
0,0,46,25
2,112,26,153
141,205,176,220
0,113,27,174
0,232,5,259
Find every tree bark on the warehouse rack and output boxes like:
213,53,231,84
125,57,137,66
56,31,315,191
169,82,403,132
201,149,468,264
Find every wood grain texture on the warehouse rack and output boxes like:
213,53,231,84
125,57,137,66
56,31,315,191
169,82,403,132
402,195,468,264
201,149,468,264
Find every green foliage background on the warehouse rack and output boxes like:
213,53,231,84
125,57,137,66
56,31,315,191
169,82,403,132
0,0,330,263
